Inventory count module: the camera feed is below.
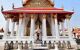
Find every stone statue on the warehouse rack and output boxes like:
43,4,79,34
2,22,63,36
20,41,23,49
13,41,18,50
58,41,61,48
67,41,71,49
4,41,9,50
34,25,42,41
9,41,14,50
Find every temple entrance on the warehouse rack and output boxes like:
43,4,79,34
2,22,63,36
34,25,42,43
33,14,42,43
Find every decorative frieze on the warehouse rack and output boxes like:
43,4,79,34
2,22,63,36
25,0,53,8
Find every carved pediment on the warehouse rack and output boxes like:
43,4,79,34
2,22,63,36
23,0,54,8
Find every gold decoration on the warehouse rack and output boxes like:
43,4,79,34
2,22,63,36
65,14,71,19
42,14,46,19
31,14,34,19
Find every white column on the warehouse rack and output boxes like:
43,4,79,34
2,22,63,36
51,15,55,36
42,14,47,40
11,21,15,36
19,18,23,36
30,14,35,39
59,22,61,35
66,15,73,39
4,18,9,38
60,21,64,35
16,22,19,36
54,14,59,40
18,14,23,38
21,16,26,37
61,22,64,33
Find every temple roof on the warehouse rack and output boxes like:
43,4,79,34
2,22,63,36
2,7,73,14
2,0,74,15
73,28,80,34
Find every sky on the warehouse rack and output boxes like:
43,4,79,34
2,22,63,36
0,0,80,29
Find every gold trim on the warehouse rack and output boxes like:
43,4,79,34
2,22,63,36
42,14,46,19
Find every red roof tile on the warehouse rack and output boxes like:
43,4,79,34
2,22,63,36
2,7,73,14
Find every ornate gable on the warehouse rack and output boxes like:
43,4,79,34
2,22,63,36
23,0,54,8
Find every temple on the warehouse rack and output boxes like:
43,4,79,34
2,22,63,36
2,0,77,49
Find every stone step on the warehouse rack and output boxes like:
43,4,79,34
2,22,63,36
33,43,48,50
34,40,42,44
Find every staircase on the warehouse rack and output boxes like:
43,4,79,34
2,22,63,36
33,40,48,50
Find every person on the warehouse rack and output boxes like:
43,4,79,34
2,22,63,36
9,41,14,50
4,41,9,50
13,41,18,50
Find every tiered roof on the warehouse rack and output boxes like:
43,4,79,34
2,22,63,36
2,0,74,16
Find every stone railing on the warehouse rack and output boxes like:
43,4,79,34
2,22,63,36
46,36,56,41
60,36,69,38
47,36,56,39
3,36,32,42
20,36,30,39
6,36,17,39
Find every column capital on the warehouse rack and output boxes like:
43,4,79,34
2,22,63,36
19,14,23,18
4,14,10,20
51,14,54,18
54,14,57,18
31,14,35,19
42,14,46,19
65,14,71,19
51,14,57,18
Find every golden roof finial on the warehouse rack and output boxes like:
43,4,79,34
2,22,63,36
61,3,64,9
72,8,74,12
12,3,14,9
22,0,23,4
1,5,4,12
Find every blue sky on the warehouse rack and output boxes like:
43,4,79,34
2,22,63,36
0,0,80,29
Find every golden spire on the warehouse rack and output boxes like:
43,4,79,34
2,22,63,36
12,3,14,9
22,0,23,4
53,0,55,5
61,4,64,9
72,8,74,12
1,5,4,12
